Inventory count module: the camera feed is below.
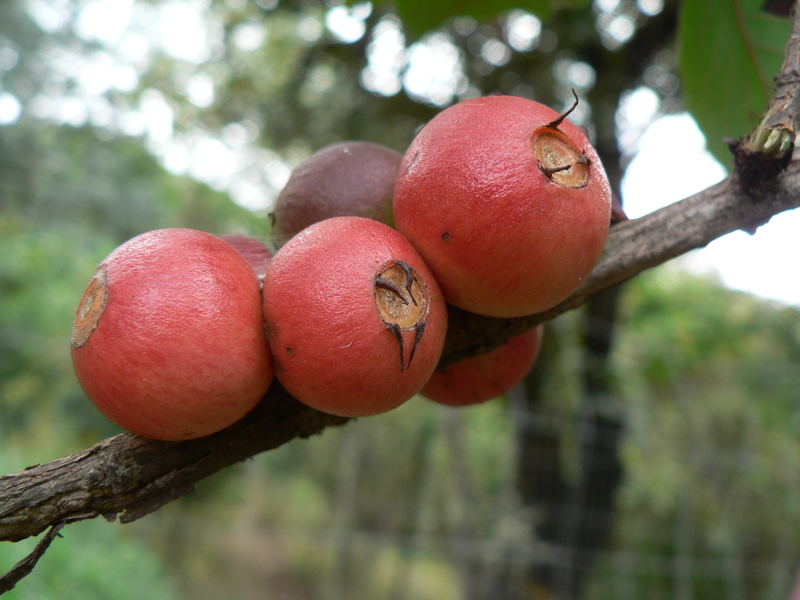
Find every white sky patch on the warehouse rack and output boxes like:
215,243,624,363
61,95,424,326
74,0,134,45
616,86,660,156
0,92,22,124
622,112,800,307
25,0,71,33
481,39,512,67
117,108,146,136
189,136,238,189
140,88,174,147
111,64,139,93
607,15,636,44
565,61,595,90
505,10,542,52
622,114,726,219
232,22,268,52
686,210,800,307
87,95,114,128
297,16,323,43
229,178,269,212
225,148,292,212
403,33,466,106
162,141,192,175
74,52,115,95
361,16,406,97
221,120,258,147
186,72,215,108
637,0,664,17
325,3,371,43
0,47,20,71
28,94,53,120
119,32,151,66
262,150,292,191
158,1,210,63
595,0,622,12
27,93,89,127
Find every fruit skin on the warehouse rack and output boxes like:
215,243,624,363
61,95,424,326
71,228,275,441
218,234,273,281
393,94,612,318
262,216,447,417
271,141,402,243
421,326,544,407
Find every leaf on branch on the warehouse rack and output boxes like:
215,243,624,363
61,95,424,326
678,0,792,167
728,0,800,190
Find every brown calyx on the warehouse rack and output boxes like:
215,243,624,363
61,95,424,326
374,261,428,328
71,264,109,348
533,128,590,188
374,260,430,372
533,89,591,189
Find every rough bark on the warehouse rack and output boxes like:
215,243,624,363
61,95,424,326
0,385,346,546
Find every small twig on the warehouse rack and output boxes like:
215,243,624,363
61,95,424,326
0,513,93,595
730,1,800,188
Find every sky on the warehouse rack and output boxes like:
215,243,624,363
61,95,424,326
4,0,799,309
620,108,800,308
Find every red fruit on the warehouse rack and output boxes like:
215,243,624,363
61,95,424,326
71,228,275,441
218,234,273,281
262,216,447,417
271,141,402,243
421,326,544,407
393,94,612,318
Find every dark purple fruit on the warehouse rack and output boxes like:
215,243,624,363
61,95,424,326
271,141,402,244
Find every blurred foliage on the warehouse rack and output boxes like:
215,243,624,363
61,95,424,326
0,518,181,600
0,0,799,599
370,0,592,37
586,266,800,599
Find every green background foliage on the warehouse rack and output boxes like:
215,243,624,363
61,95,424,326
373,0,592,36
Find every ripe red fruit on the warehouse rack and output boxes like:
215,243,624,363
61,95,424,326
262,216,447,417
71,228,275,441
271,141,402,243
421,326,544,407
218,234,273,281
393,94,612,318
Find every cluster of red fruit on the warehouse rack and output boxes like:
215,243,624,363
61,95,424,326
71,94,612,441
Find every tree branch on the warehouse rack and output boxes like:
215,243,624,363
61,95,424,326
442,161,800,363
2,160,800,552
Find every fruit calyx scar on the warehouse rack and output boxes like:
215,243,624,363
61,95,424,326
374,260,429,372
534,89,591,188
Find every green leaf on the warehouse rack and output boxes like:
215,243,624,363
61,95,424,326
363,0,590,38
678,0,791,167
